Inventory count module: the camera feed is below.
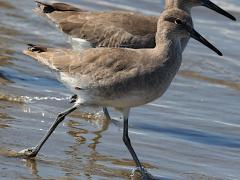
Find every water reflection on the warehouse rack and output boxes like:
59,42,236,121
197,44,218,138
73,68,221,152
179,70,240,91
0,24,20,86
0,1,15,9
0,147,20,157
64,113,157,179
24,159,39,178
0,75,11,86
0,43,15,86
0,94,24,103
0,106,15,129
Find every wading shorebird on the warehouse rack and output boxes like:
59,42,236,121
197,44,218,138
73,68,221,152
34,0,235,50
33,0,236,120
19,8,223,179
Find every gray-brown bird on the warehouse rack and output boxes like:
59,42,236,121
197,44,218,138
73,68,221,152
19,8,222,179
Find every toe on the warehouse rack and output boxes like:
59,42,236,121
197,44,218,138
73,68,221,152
17,148,37,158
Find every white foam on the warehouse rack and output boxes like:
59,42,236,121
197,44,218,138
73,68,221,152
214,121,240,128
21,96,70,102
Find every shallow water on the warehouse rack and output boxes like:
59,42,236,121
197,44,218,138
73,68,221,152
0,0,240,179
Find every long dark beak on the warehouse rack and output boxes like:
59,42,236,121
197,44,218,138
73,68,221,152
187,27,222,56
203,0,236,21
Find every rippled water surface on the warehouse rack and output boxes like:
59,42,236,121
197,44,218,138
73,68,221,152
0,0,240,179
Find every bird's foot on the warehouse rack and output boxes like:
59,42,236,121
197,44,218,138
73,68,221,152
18,147,38,158
131,167,154,180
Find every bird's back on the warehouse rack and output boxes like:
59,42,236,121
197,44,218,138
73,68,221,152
34,1,158,48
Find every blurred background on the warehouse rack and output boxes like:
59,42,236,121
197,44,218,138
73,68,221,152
0,0,239,179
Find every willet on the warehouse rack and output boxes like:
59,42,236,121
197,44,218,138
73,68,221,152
34,0,235,50
19,8,222,179
34,0,236,121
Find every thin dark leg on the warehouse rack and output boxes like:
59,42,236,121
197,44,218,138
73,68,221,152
122,109,149,179
103,107,111,121
19,106,77,158
70,94,78,104
123,116,144,170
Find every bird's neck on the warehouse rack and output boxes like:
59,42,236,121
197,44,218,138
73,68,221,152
164,0,191,14
155,29,178,49
154,30,182,65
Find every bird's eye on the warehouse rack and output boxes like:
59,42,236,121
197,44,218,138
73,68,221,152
175,19,183,25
